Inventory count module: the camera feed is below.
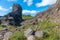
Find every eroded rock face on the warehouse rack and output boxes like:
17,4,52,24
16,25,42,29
1,4,22,26
29,0,60,23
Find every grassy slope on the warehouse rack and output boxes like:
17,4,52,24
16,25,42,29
22,15,34,20
0,15,60,40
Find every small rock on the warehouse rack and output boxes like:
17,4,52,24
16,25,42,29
8,17,13,19
27,35,35,40
3,31,13,40
56,26,60,28
2,27,8,31
24,28,34,37
0,35,3,40
35,31,43,38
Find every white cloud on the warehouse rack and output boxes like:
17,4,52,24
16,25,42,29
22,10,39,16
7,0,18,2
23,0,33,6
23,0,27,2
36,0,57,7
0,6,9,12
9,7,12,9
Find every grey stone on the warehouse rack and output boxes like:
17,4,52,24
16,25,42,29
0,35,3,40
24,28,34,37
56,26,60,28
0,29,13,40
3,31,13,40
35,31,43,38
2,27,8,31
27,35,35,40
8,17,13,19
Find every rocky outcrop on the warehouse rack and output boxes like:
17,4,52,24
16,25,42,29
1,4,22,26
0,27,13,40
29,0,60,24
3,31,13,40
24,28,44,40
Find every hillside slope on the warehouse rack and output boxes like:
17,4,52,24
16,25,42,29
17,0,60,40
33,0,60,23
0,0,60,40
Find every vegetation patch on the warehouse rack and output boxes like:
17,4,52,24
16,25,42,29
9,31,26,40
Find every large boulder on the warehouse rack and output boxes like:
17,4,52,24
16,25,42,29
1,4,22,26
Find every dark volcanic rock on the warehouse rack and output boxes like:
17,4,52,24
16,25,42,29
1,4,22,26
0,20,2,24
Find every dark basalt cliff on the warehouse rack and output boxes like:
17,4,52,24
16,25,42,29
0,4,22,26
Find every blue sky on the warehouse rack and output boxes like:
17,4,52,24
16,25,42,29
0,0,57,16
